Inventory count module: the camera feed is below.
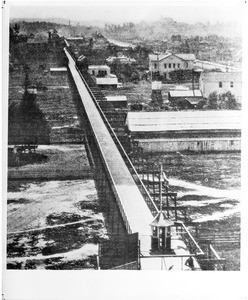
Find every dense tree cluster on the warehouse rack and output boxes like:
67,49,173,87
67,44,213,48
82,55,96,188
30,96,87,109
109,60,140,83
203,91,241,110
151,90,163,107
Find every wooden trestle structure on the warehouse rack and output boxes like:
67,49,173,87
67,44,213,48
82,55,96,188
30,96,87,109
65,42,228,270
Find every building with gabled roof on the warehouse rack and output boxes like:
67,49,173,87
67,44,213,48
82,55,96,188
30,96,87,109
149,53,196,80
168,90,203,107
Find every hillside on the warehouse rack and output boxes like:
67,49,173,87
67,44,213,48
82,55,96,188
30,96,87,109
8,28,85,144
11,16,242,41
103,17,241,42
10,20,101,38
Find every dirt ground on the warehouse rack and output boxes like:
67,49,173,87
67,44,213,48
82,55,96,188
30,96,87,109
8,144,92,180
135,152,241,270
6,179,107,270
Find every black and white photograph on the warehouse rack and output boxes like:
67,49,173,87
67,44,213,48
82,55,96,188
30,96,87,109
1,0,247,299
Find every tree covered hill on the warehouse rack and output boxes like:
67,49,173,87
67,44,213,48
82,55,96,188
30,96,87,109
9,18,241,65
10,16,241,42
9,19,101,39
103,17,241,42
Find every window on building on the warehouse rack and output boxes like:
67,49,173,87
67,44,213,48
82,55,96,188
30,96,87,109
169,63,171,68
164,64,167,68
173,63,176,68
230,82,234,88
92,70,95,76
154,63,157,69
219,82,222,88
178,63,180,68
186,63,188,68
153,227,158,236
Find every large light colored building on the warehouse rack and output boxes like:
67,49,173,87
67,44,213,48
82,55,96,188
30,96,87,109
126,110,241,152
149,53,196,79
199,72,242,102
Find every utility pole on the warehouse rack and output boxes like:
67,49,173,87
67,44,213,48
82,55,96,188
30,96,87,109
157,53,159,80
192,69,195,96
150,60,152,82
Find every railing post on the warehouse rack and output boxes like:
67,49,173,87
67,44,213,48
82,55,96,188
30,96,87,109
96,255,100,270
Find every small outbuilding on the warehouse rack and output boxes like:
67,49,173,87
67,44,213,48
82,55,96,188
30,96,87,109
88,65,110,77
95,77,118,88
98,95,127,110
104,96,127,107
168,90,203,108
50,67,67,74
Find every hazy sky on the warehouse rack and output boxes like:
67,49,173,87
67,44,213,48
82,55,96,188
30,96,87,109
8,1,244,25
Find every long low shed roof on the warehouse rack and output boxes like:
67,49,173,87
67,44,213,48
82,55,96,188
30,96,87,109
126,111,241,132
96,77,118,85
169,90,202,98
105,95,127,101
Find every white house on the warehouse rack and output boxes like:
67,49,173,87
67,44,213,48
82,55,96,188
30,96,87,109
88,65,110,77
199,72,242,102
149,53,196,79
88,65,119,87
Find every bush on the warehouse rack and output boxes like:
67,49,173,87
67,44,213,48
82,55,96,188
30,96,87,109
206,91,241,110
152,72,163,81
130,71,140,83
169,69,194,82
219,91,241,110
196,99,207,110
151,90,163,106
207,91,218,109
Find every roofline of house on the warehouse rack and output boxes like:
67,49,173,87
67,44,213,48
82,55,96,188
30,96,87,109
173,54,195,62
149,53,195,62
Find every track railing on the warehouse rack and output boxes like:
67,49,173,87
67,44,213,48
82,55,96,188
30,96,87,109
175,221,204,255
